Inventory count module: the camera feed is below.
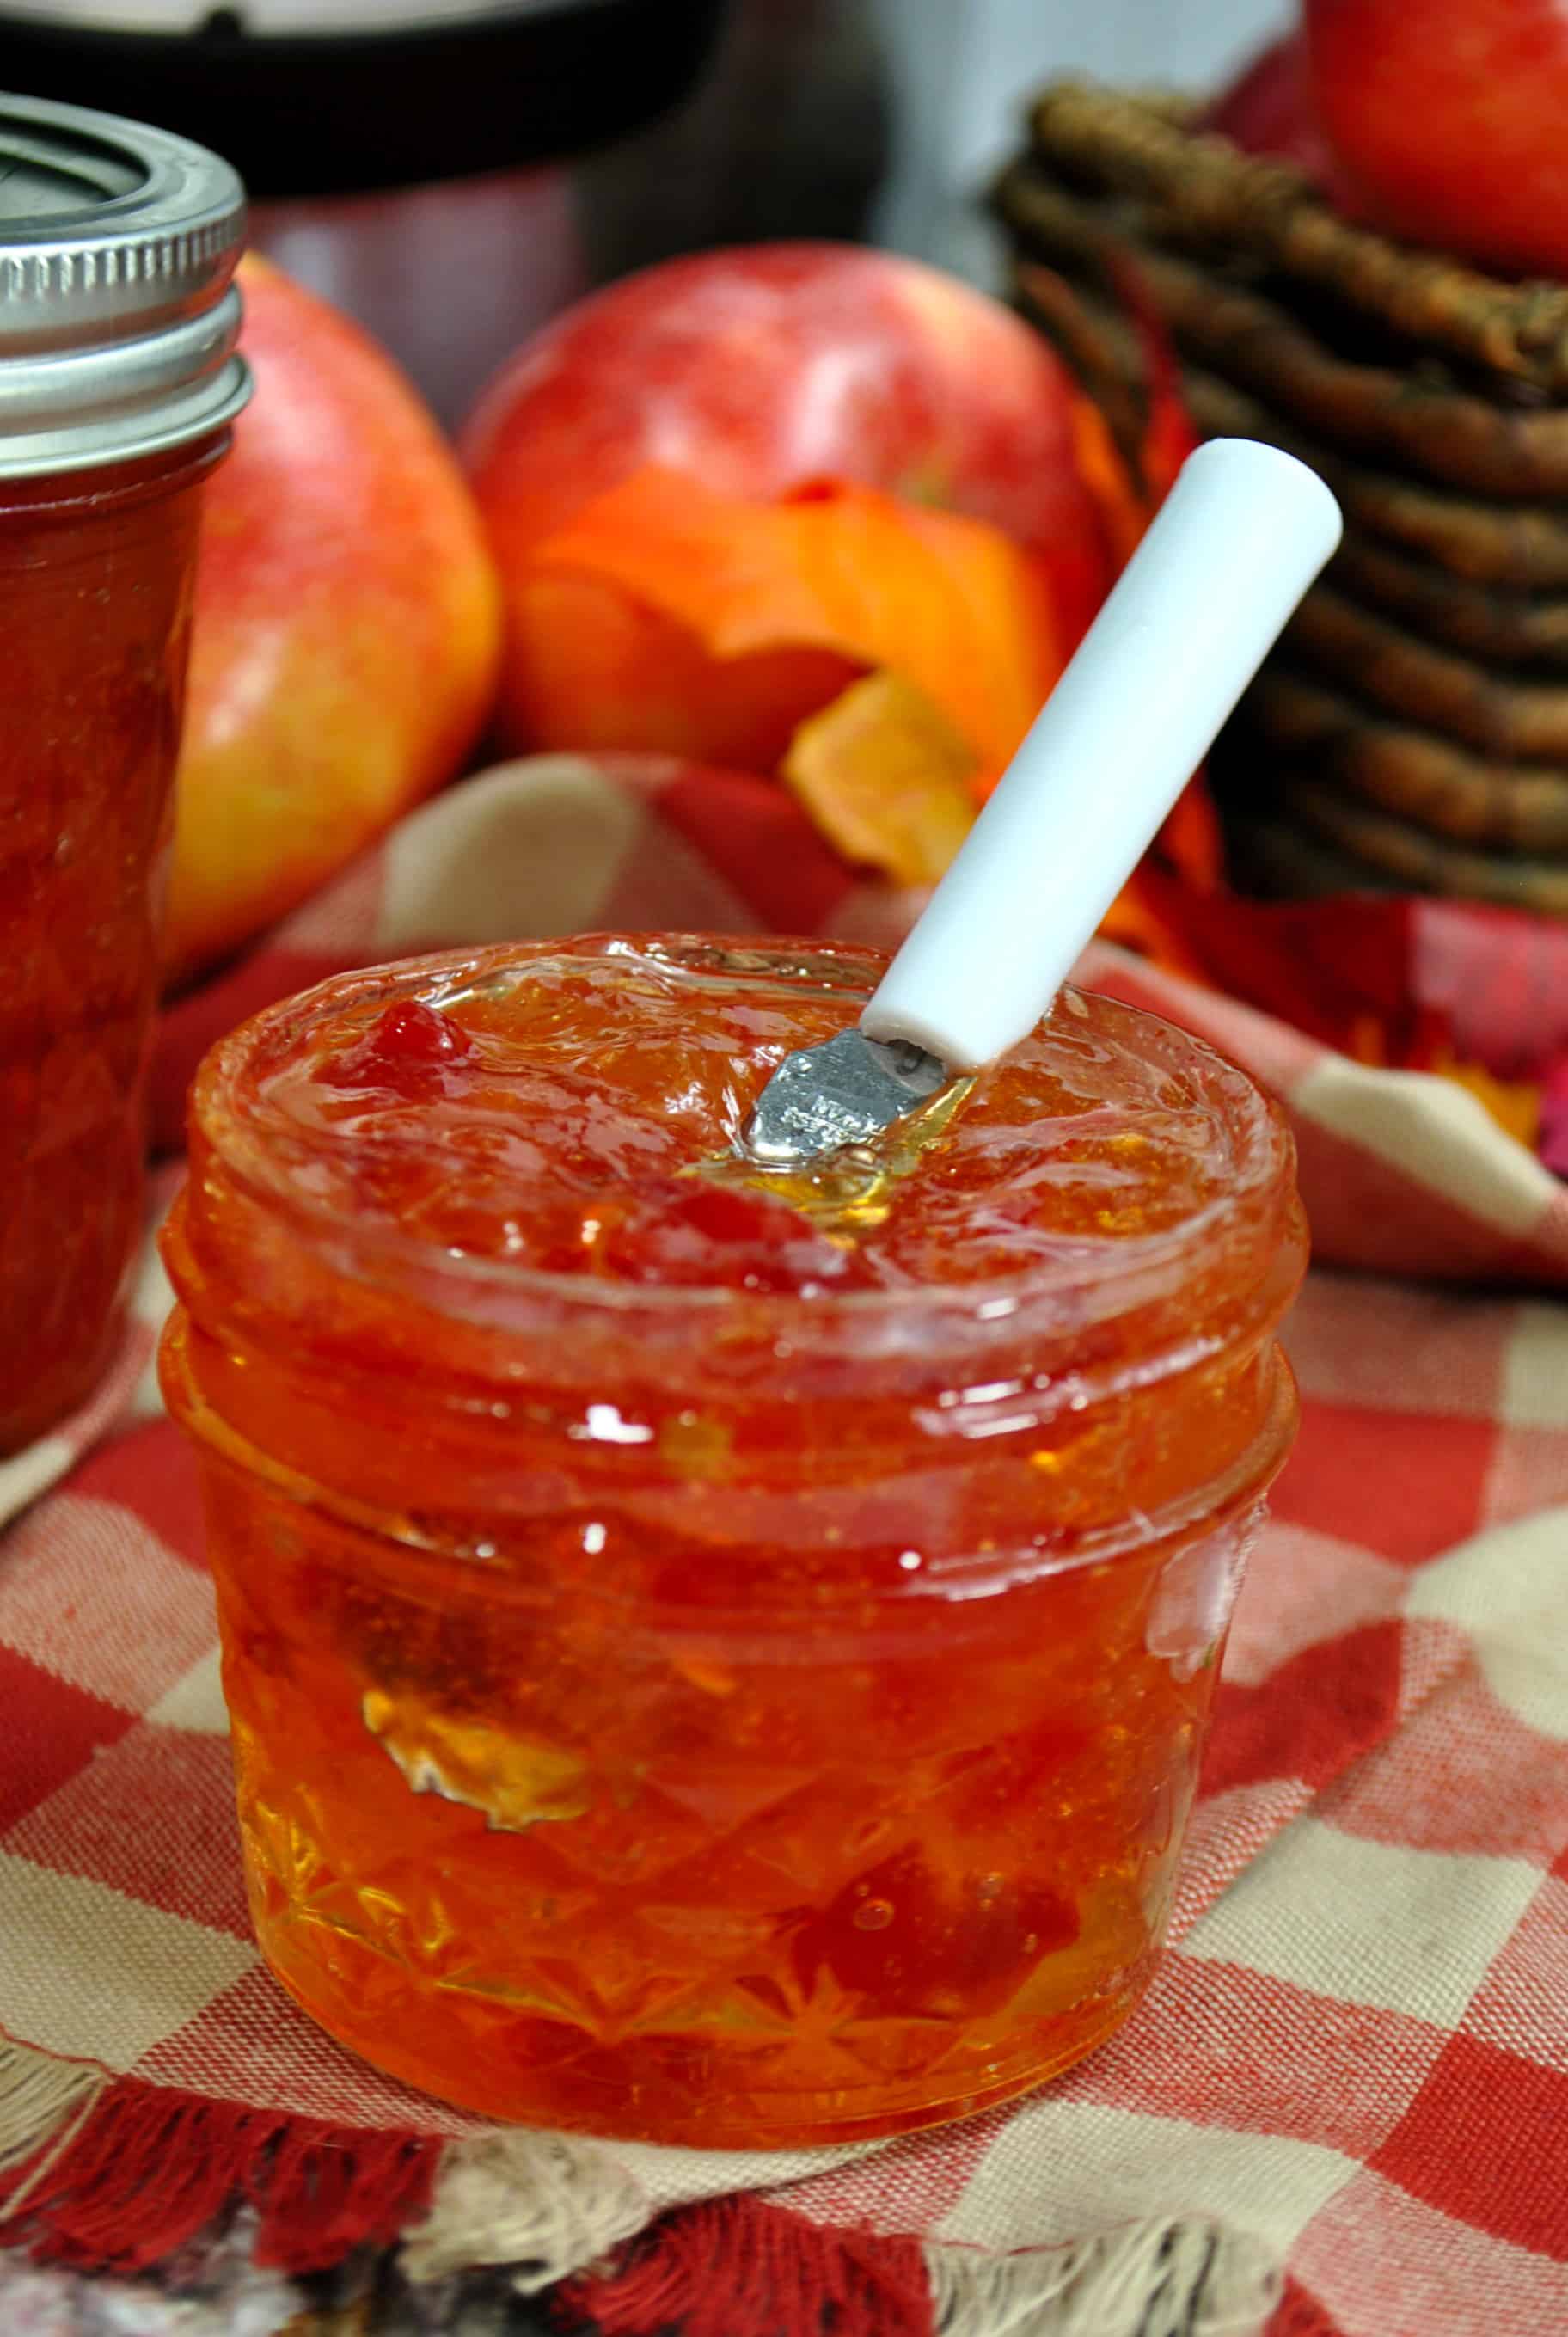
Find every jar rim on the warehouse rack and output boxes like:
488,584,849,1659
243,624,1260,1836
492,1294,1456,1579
188,935,1299,1336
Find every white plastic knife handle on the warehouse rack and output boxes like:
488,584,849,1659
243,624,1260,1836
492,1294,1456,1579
859,439,1342,1070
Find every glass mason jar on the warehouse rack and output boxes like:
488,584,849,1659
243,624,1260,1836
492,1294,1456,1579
161,937,1306,2147
0,95,249,1451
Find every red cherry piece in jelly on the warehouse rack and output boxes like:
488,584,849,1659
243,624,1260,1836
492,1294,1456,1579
789,1848,1078,2019
323,1002,475,1096
603,1178,875,1295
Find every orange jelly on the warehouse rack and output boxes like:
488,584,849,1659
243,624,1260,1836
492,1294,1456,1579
161,935,1305,2145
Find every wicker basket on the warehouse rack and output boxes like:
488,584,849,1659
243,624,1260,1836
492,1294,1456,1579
995,83,1568,911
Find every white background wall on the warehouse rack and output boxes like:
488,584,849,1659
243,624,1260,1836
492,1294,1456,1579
869,0,1290,268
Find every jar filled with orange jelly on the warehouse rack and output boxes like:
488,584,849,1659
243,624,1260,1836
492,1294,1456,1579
162,935,1306,2147
0,95,248,1452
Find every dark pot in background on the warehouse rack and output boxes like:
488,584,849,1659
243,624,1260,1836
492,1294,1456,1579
0,0,890,429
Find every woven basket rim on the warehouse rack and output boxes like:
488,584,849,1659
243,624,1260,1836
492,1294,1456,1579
1014,79,1568,396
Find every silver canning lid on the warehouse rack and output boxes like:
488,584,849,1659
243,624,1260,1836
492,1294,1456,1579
0,89,249,477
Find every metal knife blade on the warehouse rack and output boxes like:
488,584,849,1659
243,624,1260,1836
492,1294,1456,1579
740,1027,949,1166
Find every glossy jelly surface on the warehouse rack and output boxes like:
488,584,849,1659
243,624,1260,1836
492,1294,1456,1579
162,936,1306,2144
231,936,1268,1285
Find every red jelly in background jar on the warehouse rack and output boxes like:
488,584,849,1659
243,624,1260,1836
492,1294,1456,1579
0,96,249,1451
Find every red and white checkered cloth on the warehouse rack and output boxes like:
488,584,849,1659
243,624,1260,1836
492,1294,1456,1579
2,754,1566,2336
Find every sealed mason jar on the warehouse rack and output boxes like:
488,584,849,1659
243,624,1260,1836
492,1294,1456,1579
161,935,1306,2146
0,94,248,1451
